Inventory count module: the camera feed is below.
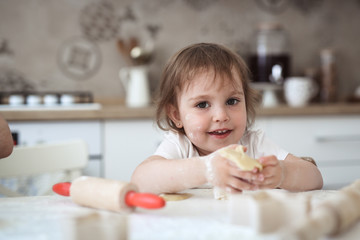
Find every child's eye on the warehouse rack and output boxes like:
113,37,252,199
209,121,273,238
196,101,209,108
226,98,239,105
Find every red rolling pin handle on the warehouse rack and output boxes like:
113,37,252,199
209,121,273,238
125,191,165,209
52,182,165,209
53,182,71,196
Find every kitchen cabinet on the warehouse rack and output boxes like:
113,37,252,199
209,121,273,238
8,121,103,177
103,119,163,181
255,115,360,189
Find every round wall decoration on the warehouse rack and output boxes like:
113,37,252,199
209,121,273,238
79,1,120,42
57,36,101,81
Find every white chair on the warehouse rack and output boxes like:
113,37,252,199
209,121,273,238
0,140,88,197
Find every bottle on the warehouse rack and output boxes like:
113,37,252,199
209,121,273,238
320,48,337,102
248,22,291,84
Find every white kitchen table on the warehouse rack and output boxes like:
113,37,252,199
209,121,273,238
1,188,360,240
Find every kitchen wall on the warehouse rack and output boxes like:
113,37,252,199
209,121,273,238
1,0,359,101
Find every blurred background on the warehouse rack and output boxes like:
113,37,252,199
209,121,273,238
1,0,360,193
1,0,359,101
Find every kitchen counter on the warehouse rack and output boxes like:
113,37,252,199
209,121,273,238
1,102,360,121
0,104,155,121
258,102,360,117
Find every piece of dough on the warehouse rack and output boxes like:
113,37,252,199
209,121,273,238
219,145,263,171
160,193,193,201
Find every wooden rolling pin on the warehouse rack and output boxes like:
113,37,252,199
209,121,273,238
53,176,165,212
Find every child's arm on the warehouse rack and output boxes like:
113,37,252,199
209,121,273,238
131,151,260,194
0,115,13,158
254,154,323,191
131,155,207,194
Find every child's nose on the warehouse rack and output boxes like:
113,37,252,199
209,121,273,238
213,107,229,122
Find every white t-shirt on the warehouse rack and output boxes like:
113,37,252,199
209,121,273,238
154,129,289,160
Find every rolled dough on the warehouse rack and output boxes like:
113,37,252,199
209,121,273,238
160,193,193,201
219,145,263,171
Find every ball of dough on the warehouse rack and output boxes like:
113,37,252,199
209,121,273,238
219,145,263,171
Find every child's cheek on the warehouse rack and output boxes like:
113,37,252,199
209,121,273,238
184,114,206,141
184,114,206,130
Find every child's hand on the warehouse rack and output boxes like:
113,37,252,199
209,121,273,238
204,145,260,192
253,156,285,189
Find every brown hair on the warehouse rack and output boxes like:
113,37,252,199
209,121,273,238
155,42,260,134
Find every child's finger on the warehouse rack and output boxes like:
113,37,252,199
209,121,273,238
258,177,278,189
228,177,258,191
230,168,265,185
259,155,278,166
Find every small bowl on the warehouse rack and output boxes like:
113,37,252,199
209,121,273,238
9,95,25,106
60,94,75,105
43,94,59,106
26,95,42,106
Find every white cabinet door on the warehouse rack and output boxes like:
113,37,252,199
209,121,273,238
8,121,103,177
256,116,360,161
104,120,163,181
255,115,360,189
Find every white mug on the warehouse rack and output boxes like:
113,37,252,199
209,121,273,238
284,77,318,107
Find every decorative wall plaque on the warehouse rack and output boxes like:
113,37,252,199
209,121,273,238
57,36,101,81
79,1,120,42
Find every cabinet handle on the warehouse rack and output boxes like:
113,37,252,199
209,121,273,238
316,135,360,143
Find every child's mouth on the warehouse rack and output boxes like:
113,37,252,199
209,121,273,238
208,129,232,138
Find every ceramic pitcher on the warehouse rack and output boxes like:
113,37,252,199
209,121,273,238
119,66,150,108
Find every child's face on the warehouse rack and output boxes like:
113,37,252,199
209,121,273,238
170,69,247,156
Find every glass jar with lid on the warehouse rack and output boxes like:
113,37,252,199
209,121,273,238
248,22,291,84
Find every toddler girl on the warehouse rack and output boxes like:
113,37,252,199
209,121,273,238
131,43,323,195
